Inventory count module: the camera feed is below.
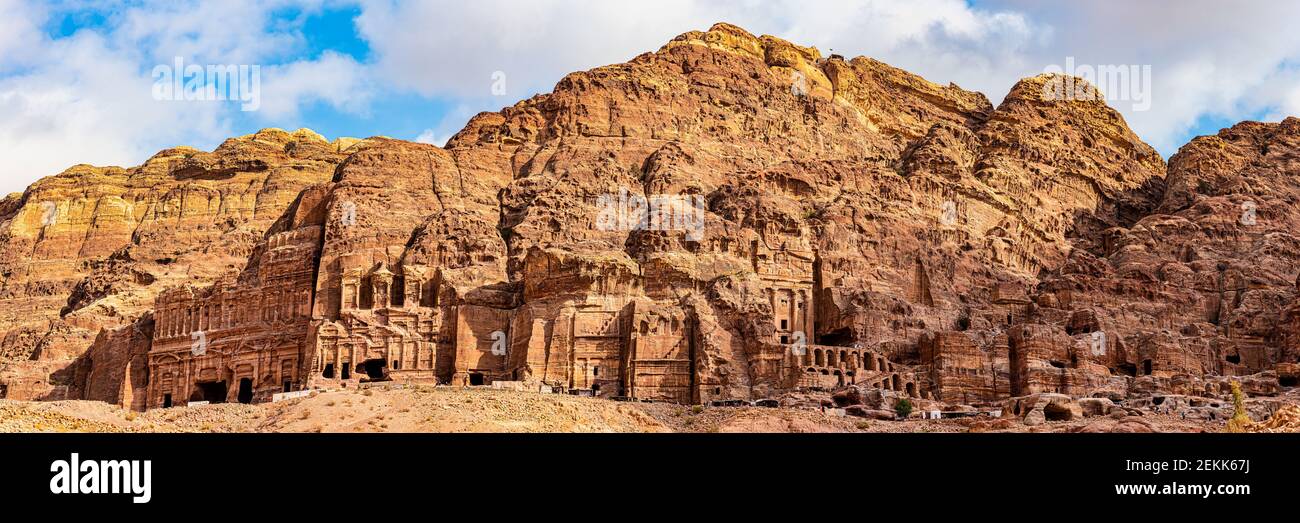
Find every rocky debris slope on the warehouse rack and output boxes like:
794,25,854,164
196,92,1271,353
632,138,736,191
0,387,671,433
0,385,1226,433
1241,404,1300,433
1021,118,1300,403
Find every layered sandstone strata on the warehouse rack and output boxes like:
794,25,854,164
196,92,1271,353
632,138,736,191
0,23,1296,415
0,129,356,400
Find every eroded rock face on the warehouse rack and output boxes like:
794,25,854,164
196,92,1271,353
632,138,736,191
2,23,1298,412
1027,118,1300,400
1003,393,1083,425
0,129,354,399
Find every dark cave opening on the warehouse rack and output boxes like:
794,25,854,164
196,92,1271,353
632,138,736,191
362,359,388,381
1043,403,1074,422
237,378,253,404
818,328,856,347
192,381,227,403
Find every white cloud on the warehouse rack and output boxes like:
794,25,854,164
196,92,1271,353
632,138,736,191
115,0,308,65
0,14,230,195
432,102,494,144
354,0,1037,100
0,0,1052,195
983,0,1300,153
413,128,439,145
0,0,47,71
751,0,1043,105
354,0,1300,156
258,51,372,120
350,0,1043,158
9,0,1300,198
355,0,715,99
0,0,373,196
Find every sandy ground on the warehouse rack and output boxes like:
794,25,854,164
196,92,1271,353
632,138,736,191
0,384,1232,433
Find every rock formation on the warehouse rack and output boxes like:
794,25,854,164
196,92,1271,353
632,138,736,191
0,129,357,400
1,23,1297,419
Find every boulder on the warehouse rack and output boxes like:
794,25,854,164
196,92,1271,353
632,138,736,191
845,405,896,420
831,386,863,407
1078,397,1116,417
1003,393,1083,425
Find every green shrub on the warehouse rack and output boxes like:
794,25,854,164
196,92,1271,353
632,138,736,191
894,397,913,419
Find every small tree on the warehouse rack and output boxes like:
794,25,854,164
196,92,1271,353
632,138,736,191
1225,381,1253,433
894,397,913,419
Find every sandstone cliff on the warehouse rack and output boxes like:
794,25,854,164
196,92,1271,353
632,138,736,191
1,23,1296,416
0,129,357,399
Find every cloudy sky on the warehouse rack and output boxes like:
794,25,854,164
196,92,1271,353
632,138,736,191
2,0,1299,195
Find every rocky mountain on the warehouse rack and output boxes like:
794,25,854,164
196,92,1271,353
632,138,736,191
0,129,360,397
0,23,1295,422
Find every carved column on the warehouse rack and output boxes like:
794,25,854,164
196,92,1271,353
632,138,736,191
373,266,393,310
802,288,814,340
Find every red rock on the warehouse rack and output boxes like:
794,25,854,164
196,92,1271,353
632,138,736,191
0,23,1298,421
844,405,896,420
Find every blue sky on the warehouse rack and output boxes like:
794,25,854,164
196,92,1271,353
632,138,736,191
4,0,1300,195
40,2,455,150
